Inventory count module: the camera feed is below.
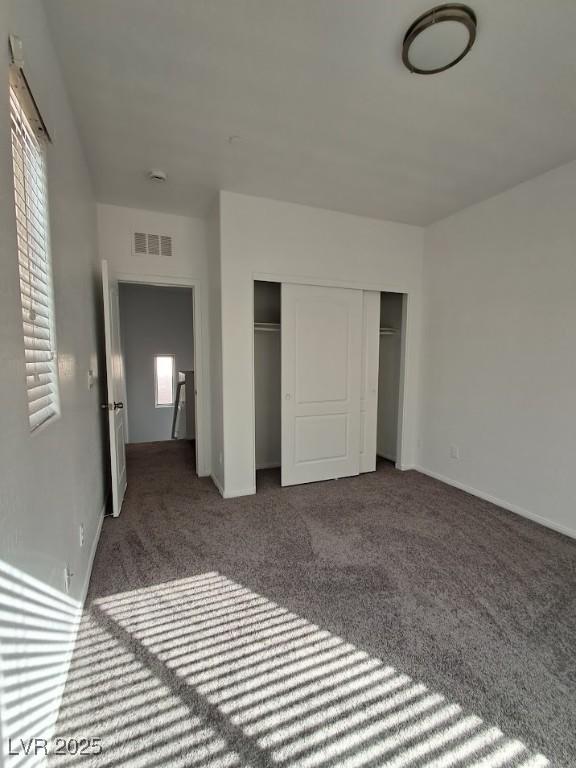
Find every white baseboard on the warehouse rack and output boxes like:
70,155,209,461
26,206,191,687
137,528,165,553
211,473,256,499
223,487,256,498
415,465,576,540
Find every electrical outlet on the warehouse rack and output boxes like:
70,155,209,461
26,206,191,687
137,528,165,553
79,523,85,548
64,565,73,594
450,444,460,460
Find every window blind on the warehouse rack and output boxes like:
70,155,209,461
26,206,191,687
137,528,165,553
10,86,60,431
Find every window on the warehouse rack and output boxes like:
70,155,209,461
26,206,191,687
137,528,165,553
10,84,59,431
155,355,175,407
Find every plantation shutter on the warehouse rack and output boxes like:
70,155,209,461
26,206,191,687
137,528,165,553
10,85,60,431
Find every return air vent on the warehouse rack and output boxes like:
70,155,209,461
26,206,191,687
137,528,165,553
160,235,173,258
133,232,173,257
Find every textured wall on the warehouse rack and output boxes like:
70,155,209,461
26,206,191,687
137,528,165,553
421,160,576,538
0,0,104,618
0,1,105,762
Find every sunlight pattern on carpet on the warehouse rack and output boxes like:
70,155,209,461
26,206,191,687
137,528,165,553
53,572,551,767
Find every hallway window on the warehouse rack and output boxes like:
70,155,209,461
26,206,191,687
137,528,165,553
154,355,175,406
10,84,60,432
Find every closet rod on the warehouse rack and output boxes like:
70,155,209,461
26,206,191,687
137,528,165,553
254,322,281,332
379,327,397,335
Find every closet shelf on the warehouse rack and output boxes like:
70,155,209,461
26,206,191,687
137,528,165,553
255,322,281,333
254,322,394,334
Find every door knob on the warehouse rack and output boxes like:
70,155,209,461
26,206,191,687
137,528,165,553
101,402,124,410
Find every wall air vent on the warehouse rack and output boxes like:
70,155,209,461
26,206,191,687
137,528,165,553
133,232,173,257
160,235,173,258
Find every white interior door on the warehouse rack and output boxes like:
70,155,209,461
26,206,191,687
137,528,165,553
281,283,362,486
102,260,127,516
360,291,380,473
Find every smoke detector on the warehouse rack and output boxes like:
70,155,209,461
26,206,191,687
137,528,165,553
147,168,167,182
402,4,477,75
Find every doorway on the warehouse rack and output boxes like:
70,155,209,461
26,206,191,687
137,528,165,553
102,263,203,516
118,283,195,447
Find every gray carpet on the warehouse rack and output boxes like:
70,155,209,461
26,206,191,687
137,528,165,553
51,441,576,767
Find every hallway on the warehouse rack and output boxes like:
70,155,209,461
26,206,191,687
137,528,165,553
51,442,576,766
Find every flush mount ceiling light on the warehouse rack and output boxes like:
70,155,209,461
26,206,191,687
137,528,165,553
402,4,477,75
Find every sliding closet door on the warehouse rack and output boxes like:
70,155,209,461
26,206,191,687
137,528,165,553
281,283,362,486
360,291,380,473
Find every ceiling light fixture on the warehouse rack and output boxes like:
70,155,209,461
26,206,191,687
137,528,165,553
147,169,167,182
402,4,477,75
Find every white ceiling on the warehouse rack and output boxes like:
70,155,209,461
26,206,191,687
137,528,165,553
44,0,576,225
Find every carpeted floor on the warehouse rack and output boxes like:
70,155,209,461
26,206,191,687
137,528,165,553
52,441,576,767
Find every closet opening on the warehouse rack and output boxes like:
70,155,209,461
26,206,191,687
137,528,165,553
254,280,282,489
375,291,405,467
252,281,407,493
254,280,407,490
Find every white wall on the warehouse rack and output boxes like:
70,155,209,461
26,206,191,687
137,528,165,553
0,0,105,761
420,159,576,538
219,191,424,497
97,203,211,475
119,284,194,443
97,203,207,283
206,197,224,492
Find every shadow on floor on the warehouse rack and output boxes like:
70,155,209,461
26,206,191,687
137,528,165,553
50,441,576,766
52,572,549,768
